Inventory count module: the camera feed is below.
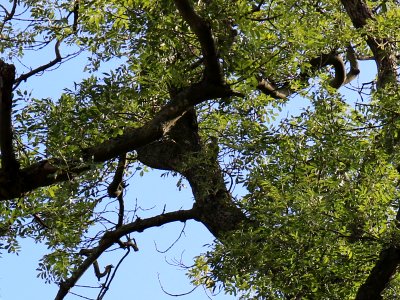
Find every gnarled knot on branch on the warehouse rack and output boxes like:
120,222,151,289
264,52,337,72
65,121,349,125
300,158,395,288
258,47,360,99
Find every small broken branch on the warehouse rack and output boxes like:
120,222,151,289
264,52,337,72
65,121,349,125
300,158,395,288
117,238,139,252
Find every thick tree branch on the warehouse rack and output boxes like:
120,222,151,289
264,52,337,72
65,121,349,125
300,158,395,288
55,208,198,300
0,81,236,200
355,247,400,300
0,60,19,175
136,108,246,236
173,0,223,84
88,82,233,162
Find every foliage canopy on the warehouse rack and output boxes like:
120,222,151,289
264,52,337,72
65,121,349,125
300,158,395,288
0,0,399,299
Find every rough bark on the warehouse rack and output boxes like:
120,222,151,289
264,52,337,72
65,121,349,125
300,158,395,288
137,108,246,237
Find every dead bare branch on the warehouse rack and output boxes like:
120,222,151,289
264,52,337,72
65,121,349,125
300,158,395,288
55,208,199,300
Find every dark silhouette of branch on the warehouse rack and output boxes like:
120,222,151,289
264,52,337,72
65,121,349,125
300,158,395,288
355,247,400,300
173,0,223,84
0,60,19,175
13,40,62,89
107,153,126,198
108,154,127,227
72,0,79,33
0,0,17,25
55,208,199,300
97,248,130,300
0,0,18,37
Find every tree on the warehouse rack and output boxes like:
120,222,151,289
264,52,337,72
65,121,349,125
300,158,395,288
0,0,399,299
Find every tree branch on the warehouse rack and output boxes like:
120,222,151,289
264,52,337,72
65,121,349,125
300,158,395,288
173,0,223,84
0,60,19,175
107,154,126,198
258,53,352,99
55,208,198,300
13,40,62,89
0,0,17,33
355,247,400,300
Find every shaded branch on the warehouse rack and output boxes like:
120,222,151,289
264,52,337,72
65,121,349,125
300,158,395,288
355,208,400,299
55,208,198,300
355,247,400,300
173,0,223,83
72,0,79,33
0,60,19,175
343,44,360,84
107,154,127,228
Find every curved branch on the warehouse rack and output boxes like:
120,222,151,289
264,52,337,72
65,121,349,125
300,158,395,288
0,0,17,33
343,45,360,84
258,53,355,99
55,208,198,300
13,40,62,89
